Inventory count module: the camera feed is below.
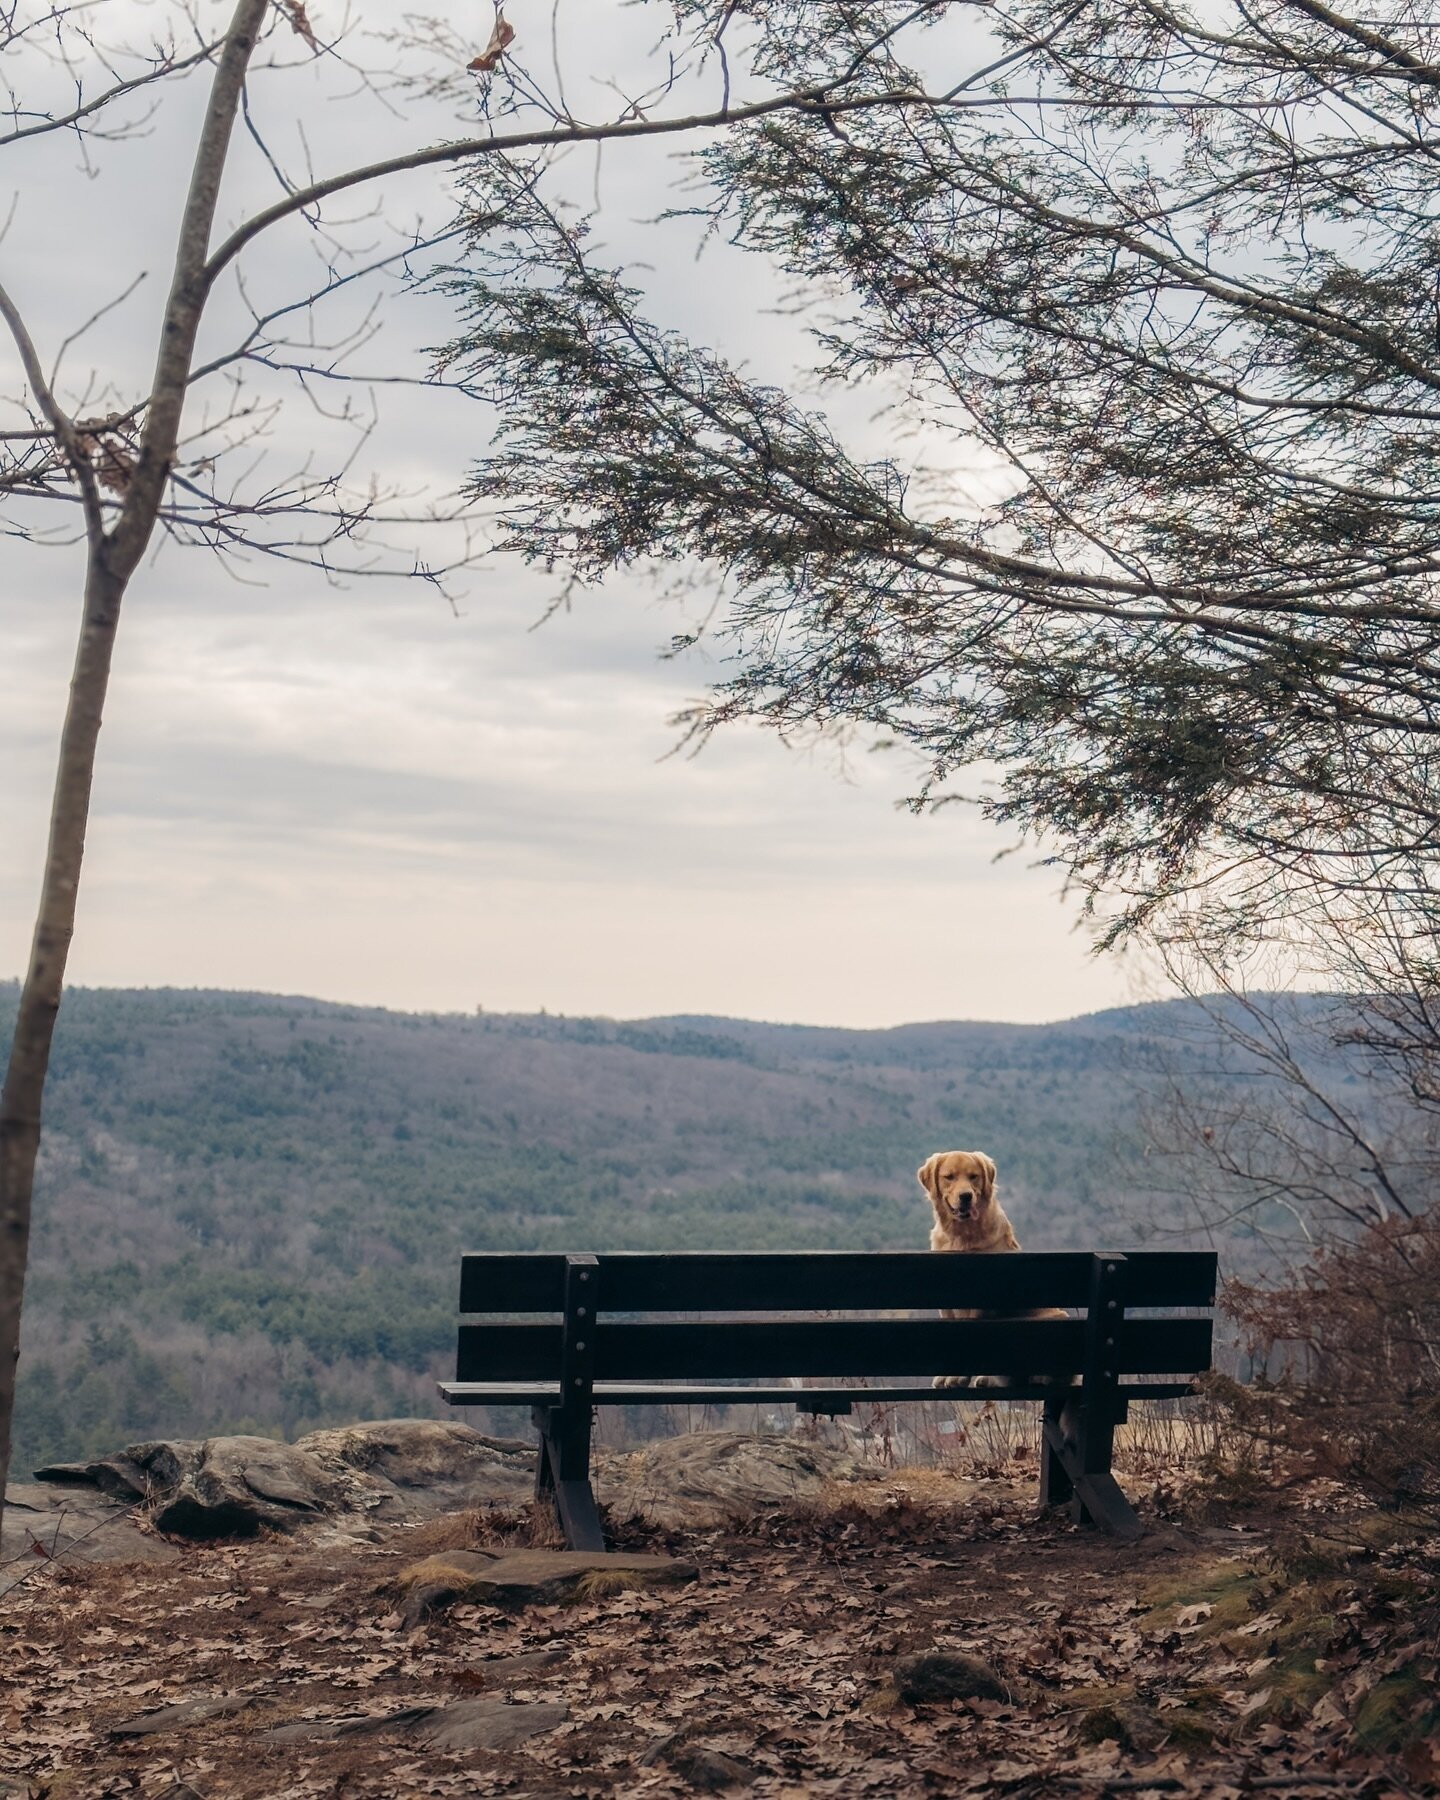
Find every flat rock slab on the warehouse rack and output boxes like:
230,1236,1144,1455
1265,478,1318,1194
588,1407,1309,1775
264,1707,435,1744
456,1648,569,1686
457,1548,698,1608
266,1698,568,1751
393,1548,697,1621
110,1694,264,1737
415,1697,569,1753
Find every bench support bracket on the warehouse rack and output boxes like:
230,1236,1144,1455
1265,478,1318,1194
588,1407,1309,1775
532,1253,605,1552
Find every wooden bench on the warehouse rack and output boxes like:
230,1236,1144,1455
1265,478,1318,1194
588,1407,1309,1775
440,1249,1216,1548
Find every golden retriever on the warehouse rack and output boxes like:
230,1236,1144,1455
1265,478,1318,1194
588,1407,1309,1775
917,1150,1067,1390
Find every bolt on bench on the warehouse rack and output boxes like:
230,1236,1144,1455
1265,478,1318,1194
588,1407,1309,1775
440,1249,1217,1549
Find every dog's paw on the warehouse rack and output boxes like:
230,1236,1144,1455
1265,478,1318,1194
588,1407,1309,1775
971,1374,1010,1392
932,1374,972,1390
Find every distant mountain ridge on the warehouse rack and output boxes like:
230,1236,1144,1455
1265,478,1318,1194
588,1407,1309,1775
1,983,1269,1470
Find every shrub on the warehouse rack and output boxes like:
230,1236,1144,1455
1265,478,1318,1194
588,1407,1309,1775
1224,1213,1440,1505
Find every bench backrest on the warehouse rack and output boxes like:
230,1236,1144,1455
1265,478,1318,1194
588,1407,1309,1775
455,1250,1216,1384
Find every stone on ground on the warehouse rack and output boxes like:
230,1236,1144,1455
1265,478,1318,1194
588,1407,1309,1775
109,1694,264,1737
642,1737,758,1791
265,1698,568,1750
891,1650,1010,1704
388,1548,502,1626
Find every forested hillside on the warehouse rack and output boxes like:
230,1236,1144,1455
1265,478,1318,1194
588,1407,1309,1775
5,984,1231,1470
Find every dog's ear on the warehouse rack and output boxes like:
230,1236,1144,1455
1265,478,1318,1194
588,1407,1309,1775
978,1153,997,1200
917,1153,943,1201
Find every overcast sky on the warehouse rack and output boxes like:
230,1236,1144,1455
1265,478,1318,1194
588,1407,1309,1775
0,2,1150,1028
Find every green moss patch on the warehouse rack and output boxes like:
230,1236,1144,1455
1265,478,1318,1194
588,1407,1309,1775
1353,1666,1440,1753
1142,1559,1265,1636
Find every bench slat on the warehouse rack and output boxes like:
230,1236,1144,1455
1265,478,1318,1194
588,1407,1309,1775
457,1250,1218,1314
455,1315,1211,1382
439,1379,1205,1407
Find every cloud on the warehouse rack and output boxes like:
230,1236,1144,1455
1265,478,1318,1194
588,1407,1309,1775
0,3,1146,1028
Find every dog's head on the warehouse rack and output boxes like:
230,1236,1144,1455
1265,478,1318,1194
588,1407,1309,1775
917,1150,998,1232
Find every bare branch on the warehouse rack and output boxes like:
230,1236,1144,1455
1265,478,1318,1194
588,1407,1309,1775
0,276,104,544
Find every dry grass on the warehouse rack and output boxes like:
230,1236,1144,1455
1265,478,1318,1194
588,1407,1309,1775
572,1568,654,1600
842,1394,1222,1492
397,1499,565,1557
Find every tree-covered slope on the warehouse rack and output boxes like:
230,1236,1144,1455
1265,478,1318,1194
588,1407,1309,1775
2,983,1218,1469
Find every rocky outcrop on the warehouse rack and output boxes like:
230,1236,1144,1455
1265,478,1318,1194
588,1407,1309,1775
294,1418,534,1514
31,1419,535,1540
23,1422,877,1547
36,1435,381,1538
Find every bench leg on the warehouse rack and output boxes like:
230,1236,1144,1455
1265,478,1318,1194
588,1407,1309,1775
1040,1396,1141,1542
533,1404,605,1552
1038,1395,1074,1512
1071,1468,1142,1540
552,1476,605,1552
1069,1395,1141,1540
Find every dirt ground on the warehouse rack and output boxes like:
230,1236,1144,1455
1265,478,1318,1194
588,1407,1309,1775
1,1472,1435,1799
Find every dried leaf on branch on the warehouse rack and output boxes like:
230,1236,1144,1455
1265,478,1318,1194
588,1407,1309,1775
277,0,319,50
75,416,138,495
468,13,515,72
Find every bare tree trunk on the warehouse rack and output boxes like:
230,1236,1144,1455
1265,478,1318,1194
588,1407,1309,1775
0,0,269,1517
0,553,124,1503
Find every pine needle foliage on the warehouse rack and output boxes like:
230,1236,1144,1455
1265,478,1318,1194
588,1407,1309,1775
435,1,1440,948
